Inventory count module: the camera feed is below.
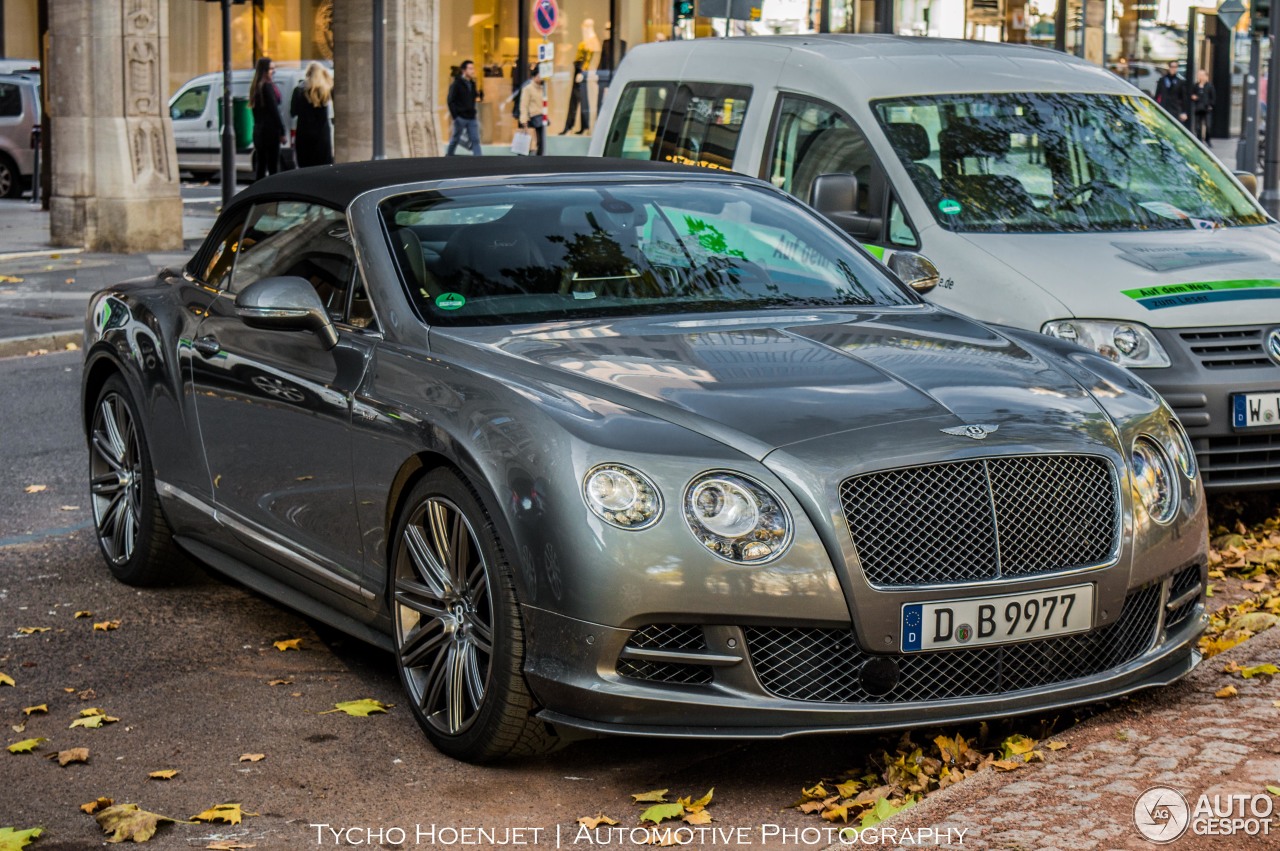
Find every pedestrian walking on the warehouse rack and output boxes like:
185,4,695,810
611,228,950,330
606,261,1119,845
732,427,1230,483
250,56,285,180
1190,68,1215,143
1153,60,1189,128
518,64,548,156
290,62,333,168
446,60,483,156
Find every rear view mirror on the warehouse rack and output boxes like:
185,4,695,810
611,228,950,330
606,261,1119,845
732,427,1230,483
1234,170,1259,197
235,276,339,349
888,252,941,295
810,173,883,240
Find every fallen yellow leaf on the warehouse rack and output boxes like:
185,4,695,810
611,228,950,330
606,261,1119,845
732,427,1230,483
16,627,49,634
21,705,46,716
1045,741,1068,751
50,747,89,766
207,843,256,850
148,769,180,780
73,611,92,618
23,484,46,494
631,789,670,803
96,803,181,843
0,673,13,687
320,698,391,717
70,709,119,729
267,679,293,686
0,827,42,849
273,638,301,651
191,803,255,826
239,753,265,763
577,814,619,829
6,737,47,754
1242,663,1280,679
1216,684,1239,699
80,797,113,814
93,620,121,632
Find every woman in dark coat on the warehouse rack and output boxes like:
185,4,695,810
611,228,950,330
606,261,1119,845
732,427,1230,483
250,56,285,181
1190,69,1216,144
291,62,333,168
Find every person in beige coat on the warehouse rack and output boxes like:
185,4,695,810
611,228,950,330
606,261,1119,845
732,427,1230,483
518,64,548,156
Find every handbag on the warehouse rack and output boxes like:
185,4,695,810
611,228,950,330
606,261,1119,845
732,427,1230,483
511,129,532,156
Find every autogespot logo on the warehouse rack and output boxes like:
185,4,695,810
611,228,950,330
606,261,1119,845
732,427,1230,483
1134,787,1190,843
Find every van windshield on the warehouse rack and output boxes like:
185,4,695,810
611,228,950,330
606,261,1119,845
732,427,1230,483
874,92,1266,233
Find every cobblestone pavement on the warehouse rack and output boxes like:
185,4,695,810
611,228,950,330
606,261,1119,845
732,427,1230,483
874,623,1280,849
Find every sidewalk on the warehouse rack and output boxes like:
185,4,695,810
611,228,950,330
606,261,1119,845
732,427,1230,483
0,199,211,356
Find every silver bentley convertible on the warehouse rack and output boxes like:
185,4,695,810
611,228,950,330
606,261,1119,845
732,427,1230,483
82,158,1207,762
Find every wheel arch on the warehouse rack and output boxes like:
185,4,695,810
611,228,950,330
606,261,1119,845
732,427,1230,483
81,346,133,436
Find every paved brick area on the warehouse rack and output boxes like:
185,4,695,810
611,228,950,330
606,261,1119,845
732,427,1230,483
874,624,1280,849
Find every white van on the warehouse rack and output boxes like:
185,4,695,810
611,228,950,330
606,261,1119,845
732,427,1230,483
591,35,1280,491
169,62,331,179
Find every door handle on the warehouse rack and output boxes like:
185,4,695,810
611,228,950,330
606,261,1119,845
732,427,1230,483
206,119,213,128
192,335,221,358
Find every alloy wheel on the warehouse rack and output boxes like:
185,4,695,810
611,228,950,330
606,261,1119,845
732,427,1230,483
0,164,12,198
394,496,494,736
90,392,143,565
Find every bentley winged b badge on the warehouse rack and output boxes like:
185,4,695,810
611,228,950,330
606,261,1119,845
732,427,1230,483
941,424,1000,440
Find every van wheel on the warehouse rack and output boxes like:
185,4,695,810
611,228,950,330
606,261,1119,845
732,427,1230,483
0,154,21,199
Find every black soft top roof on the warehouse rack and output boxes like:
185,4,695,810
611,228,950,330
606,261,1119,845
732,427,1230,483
232,156,706,210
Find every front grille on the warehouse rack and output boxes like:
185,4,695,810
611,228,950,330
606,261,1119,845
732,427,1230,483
1199,433,1280,486
840,455,1117,587
1166,564,1203,629
1178,327,1271,369
616,624,712,685
745,583,1161,704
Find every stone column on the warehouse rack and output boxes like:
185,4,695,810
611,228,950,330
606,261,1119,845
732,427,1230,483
48,0,182,251
333,0,439,163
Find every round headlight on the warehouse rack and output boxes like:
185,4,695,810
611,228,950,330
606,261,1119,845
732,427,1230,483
1131,437,1178,524
583,464,662,529
684,472,792,563
1166,418,1197,480
1113,325,1141,356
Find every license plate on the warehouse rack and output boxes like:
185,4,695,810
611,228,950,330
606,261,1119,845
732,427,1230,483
1234,391,1280,428
901,584,1094,652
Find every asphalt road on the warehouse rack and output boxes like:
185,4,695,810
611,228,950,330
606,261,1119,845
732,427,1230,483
0,349,897,850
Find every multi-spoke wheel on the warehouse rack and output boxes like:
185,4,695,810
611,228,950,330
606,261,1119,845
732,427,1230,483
391,468,557,762
88,375,179,585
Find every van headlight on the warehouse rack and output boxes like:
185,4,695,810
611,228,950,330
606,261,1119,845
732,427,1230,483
1132,437,1178,524
684,472,792,563
1041,320,1171,368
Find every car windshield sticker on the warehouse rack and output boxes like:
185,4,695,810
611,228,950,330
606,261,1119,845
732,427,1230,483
938,199,962,216
863,244,886,261
435,292,466,310
1122,279,1280,310
1137,201,1217,230
1113,242,1266,272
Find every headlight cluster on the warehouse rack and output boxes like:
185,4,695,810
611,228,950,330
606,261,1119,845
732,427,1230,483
1131,420,1198,524
581,465,793,564
1042,320,1172,368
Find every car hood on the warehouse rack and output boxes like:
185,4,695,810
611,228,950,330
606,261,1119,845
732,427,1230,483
432,307,1115,461
957,224,1280,328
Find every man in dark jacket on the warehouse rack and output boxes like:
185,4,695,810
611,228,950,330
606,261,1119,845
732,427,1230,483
1153,61,1189,127
446,60,483,156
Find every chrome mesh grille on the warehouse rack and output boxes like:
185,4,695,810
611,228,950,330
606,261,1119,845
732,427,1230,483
841,455,1117,586
616,624,712,686
1178,327,1270,369
745,583,1161,704
1166,564,1203,629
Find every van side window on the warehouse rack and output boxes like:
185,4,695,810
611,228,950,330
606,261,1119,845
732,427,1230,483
0,83,21,117
652,83,751,171
603,83,672,161
170,85,210,120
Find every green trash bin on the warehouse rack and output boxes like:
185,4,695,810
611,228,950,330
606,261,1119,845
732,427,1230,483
217,96,254,151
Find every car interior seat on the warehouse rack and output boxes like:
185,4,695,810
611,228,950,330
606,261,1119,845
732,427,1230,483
885,122,942,205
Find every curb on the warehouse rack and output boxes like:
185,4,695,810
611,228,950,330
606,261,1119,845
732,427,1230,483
0,330,81,359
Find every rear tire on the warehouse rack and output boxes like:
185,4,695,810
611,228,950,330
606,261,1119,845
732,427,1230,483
0,154,21,199
389,468,557,762
88,374,182,586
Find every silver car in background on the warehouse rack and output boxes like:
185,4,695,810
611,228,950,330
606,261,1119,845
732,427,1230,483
0,72,39,198
81,158,1207,763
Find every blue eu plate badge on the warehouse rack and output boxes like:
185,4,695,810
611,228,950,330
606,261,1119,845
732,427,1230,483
902,604,923,652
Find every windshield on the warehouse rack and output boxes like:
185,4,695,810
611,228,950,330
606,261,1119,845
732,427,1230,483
378,181,915,326
874,92,1267,234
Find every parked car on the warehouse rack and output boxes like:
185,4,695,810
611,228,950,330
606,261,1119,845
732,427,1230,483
82,157,1207,762
0,72,39,198
168,61,332,180
591,35,1280,491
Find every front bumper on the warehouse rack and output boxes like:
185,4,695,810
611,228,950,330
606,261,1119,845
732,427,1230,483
522,567,1205,738
1150,324,1280,490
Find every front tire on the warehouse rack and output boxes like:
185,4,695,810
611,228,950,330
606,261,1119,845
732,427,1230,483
390,468,557,762
88,375,181,585
0,154,21,199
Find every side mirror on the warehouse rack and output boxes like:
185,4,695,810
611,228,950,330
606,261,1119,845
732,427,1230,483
1234,170,1260,197
235,276,338,349
810,173,884,239
888,251,941,295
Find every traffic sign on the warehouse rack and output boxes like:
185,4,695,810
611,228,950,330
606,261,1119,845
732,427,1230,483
537,42,554,62
533,0,559,36
1217,0,1246,31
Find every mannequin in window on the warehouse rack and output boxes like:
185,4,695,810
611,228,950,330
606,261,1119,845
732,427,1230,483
596,21,627,116
560,18,600,135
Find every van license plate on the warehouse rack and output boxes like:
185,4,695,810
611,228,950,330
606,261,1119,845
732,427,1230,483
1234,392,1280,428
901,584,1094,652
